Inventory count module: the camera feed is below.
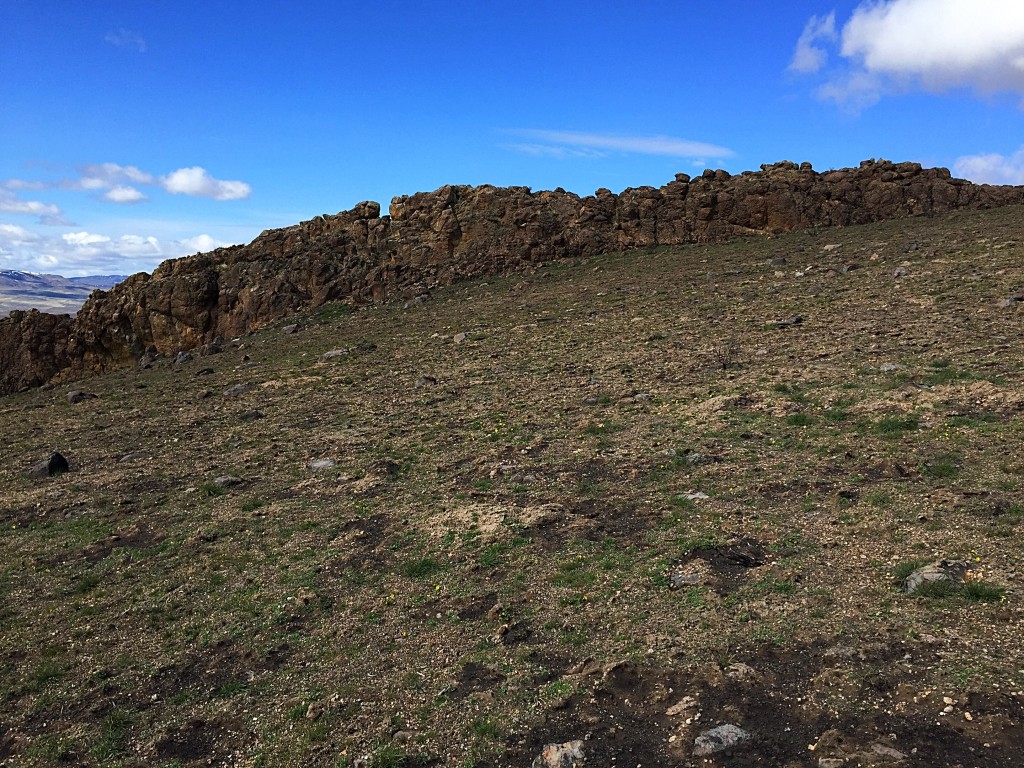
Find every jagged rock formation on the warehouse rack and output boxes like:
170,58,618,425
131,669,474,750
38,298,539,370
2,159,1022,394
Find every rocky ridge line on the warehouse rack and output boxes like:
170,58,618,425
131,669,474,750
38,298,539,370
2,158,1022,395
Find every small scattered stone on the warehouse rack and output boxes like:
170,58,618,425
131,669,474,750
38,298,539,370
693,724,751,756
453,332,468,344
174,351,192,364
669,569,702,589
212,476,244,489
118,451,150,463
415,375,438,388
818,759,845,768
282,324,300,335
773,314,803,328
879,363,901,372
195,367,214,376
197,390,213,400
238,410,264,421
223,383,254,397
27,452,70,479
870,743,906,760
893,267,909,277
308,459,337,471
66,390,97,404
319,349,348,362
531,740,584,768
675,491,709,501
305,702,323,721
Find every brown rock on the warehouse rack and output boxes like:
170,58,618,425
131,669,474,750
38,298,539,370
2,159,1022,395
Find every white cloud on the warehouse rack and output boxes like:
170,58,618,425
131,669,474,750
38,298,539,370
953,147,1024,185
105,28,147,53
63,232,112,247
103,185,147,204
509,130,734,159
0,224,39,245
0,222,242,277
177,234,228,253
794,1,1024,108
161,167,252,200
0,188,66,224
789,13,836,74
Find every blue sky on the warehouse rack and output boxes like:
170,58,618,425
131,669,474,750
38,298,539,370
2,0,1024,276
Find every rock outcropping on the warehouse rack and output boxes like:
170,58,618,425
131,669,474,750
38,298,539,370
2,159,1022,394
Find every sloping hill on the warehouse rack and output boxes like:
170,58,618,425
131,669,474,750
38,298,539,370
1,204,1022,766
1,159,1022,395
0,272,126,316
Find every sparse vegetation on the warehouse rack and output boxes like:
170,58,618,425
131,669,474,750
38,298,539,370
1,206,1022,766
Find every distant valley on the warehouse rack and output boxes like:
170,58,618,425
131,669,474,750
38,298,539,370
0,271,126,316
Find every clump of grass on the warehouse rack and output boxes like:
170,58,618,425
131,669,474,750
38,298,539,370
913,579,961,599
786,412,814,427
75,572,102,594
90,709,134,760
962,580,1006,602
551,556,596,589
471,717,502,740
923,359,974,387
876,414,919,434
921,456,960,480
582,421,620,436
241,497,265,512
28,659,65,690
199,482,227,498
400,557,443,579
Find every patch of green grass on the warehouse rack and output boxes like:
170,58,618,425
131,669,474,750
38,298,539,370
876,414,919,434
920,456,960,480
28,658,65,691
913,579,961,599
90,708,134,760
551,556,596,589
471,717,502,740
241,497,266,512
962,580,1006,602
199,482,227,498
400,557,444,579
785,412,814,427
923,360,974,387
582,421,620,436
75,571,102,594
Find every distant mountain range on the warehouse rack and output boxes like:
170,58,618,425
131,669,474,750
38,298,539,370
0,271,127,315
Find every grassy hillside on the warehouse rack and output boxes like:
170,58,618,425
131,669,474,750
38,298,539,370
1,205,1023,767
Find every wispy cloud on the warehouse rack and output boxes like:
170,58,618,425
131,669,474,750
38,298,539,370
0,225,234,277
791,0,1024,109
4,162,252,206
954,147,1024,185
0,188,68,225
507,130,734,159
104,28,147,53
788,13,836,74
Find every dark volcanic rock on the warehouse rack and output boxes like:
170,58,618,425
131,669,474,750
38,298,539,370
27,452,70,479
2,160,1023,395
